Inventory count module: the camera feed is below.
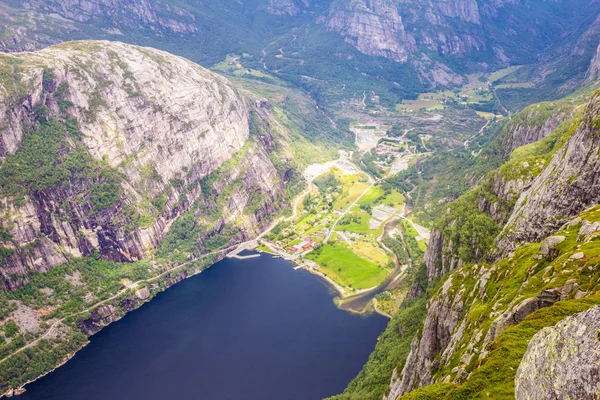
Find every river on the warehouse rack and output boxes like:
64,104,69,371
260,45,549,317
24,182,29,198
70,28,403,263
16,254,387,400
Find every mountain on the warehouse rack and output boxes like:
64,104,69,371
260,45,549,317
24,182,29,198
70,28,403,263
2,0,600,109
0,40,346,290
0,39,348,393
0,2,600,399
375,89,600,398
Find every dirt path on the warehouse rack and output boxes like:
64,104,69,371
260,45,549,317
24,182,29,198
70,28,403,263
464,119,490,149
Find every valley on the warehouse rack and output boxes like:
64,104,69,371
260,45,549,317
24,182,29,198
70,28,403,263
0,1,600,399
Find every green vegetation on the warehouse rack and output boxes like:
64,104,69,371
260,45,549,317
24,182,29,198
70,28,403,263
385,93,587,228
358,186,385,206
383,236,408,265
158,211,205,260
337,209,372,236
434,188,500,264
399,220,425,261
402,296,600,400
307,243,389,290
328,265,430,400
401,203,600,398
0,119,122,213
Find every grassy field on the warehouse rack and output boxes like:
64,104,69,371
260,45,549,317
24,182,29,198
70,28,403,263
495,82,535,89
337,208,372,235
475,111,498,120
334,183,370,209
358,186,385,206
381,189,405,206
489,65,523,83
401,219,419,237
396,99,445,112
353,241,390,266
307,243,390,290
213,54,286,85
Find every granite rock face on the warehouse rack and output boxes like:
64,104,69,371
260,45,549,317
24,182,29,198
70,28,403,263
387,275,465,398
320,0,600,87
423,99,580,282
0,41,293,288
387,92,600,398
322,0,416,63
497,92,600,255
515,306,600,400
21,0,198,34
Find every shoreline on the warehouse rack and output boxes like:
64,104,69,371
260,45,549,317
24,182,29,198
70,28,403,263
255,246,396,318
0,246,237,398
3,243,387,397
1,182,313,397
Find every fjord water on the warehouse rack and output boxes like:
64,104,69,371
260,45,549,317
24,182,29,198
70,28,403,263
17,254,387,400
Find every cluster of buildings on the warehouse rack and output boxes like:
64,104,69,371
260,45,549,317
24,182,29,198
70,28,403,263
288,239,317,253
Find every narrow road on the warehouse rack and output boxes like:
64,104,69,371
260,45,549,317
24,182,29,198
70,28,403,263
489,83,511,118
285,183,315,222
324,181,374,243
464,119,490,149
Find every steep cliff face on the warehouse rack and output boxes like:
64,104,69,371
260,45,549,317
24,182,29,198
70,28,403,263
498,102,575,155
386,92,600,399
322,0,416,63
387,205,600,399
423,100,579,281
20,0,198,34
516,305,600,400
320,0,600,84
497,92,600,255
0,41,306,289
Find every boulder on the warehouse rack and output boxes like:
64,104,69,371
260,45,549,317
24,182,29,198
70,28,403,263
516,306,600,399
537,235,566,260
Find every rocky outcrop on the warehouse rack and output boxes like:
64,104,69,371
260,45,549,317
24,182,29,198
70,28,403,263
516,306,600,400
0,41,299,288
21,0,198,34
387,92,600,398
484,289,560,345
388,92,600,398
259,0,310,16
424,98,583,282
387,276,465,398
499,104,574,155
497,92,600,255
322,0,416,63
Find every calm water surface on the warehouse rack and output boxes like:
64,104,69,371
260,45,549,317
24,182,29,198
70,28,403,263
17,254,387,400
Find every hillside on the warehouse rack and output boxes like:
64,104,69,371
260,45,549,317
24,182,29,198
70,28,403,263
380,91,600,398
1,0,600,109
0,40,345,395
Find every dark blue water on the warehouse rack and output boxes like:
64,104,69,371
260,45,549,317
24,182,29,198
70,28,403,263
18,254,387,400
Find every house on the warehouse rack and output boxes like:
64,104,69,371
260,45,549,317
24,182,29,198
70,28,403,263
294,240,314,251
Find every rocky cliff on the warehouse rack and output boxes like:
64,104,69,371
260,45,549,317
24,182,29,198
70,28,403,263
2,0,600,97
386,91,600,399
423,99,580,281
320,0,600,87
496,92,600,255
0,40,320,289
20,0,198,34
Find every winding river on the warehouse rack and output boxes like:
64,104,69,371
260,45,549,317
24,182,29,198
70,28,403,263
16,254,387,400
